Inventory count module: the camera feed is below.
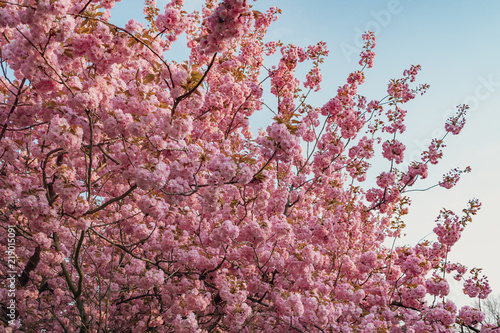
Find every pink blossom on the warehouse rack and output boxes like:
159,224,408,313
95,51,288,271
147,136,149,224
445,104,468,135
439,166,471,189
382,139,405,164
212,220,240,243
458,306,485,326
304,67,322,91
421,139,444,164
425,276,450,297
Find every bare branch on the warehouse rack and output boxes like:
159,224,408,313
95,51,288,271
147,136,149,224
84,185,138,215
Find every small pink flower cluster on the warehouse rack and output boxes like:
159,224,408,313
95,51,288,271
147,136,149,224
434,215,463,247
422,139,444,164
445,104,468,135
133,161,170,190
425,275,450,297
446,262,468,281
403,64,422,83
458,306,485,326
198,0,251,55
264,41,278,56
402,162,428,185
401,253,429,277
46,115,83,150
254,6,280,32
382,139,405,164
424,301,457,327
348,136,374,159
211,219,240,243
215,272,248,306
444,120,465,135
207,153,237,184
279,293,305,317
304,67,322,91
383,107,407,134
357,251,378,274
463,270,492,299
155,5,187,43
297,110,320,142
256,123,302,162
387,79,415,103
320,96,342,117
376,172,396,188
359,32,376,68
138,196,170,220
166,116,194,140
366,100,382,114
439,166,471,189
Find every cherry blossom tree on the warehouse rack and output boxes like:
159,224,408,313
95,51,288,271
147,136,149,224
0,0,496,332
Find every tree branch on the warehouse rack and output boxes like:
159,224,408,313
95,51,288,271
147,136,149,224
18,246,41,287
0,78,26,143
84,184,138,215
170,53,217,118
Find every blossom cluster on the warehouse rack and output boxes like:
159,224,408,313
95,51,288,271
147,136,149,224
359,31,376,68
439,166,471,189
445,104,469,135
198,0,252,55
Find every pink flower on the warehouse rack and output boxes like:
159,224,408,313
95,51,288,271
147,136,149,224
382,139,405,164
359,31,376,68
304,67,322,91
445,104,468,135
284,293,304,317
439,167,471,189
212,220,240,243
198,0,252,55
421,139,444,164
376,172,396,188
425,276,450,297
458,306,485,326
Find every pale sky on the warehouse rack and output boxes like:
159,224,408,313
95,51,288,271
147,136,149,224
111,0,500,308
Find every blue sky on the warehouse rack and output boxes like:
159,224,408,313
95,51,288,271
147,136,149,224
111,0,500,307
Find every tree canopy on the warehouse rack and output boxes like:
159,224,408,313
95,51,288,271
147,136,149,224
0,0,496,332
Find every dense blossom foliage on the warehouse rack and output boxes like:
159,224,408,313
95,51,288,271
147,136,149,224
0,0,496,332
